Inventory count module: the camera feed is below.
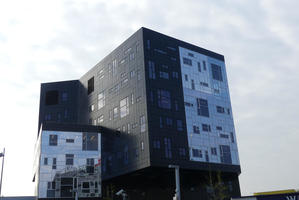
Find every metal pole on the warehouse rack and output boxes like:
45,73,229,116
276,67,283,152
0,148,5,197
168,165,181,200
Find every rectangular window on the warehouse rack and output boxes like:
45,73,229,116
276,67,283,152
211,147,217,155
149,90,154,104
227,108,231,115
193,126,200,134
216,106,225,113
220,145,232,164
192,149,202,158
131,93,134,105
188,53,194,57
109,109,113,120
130,70,135,78
230,132,235,143
112,59,117,76
44,157,48,165
159,117,163,128
159,71,169,79
52,158,56,169
127,123,131,134
183,57,192,66
184,74,188,81
98,92,105,109
137,70,141,80
89,104,95,112
149,61,156,79
66,139,74,143
153,140,160,149
140,115,146,132
197,62,201,72
113,107,118,119
200,82,209,87
220,134,229,139
197,98,209,117
87,77,94,95
66,154,74,165
62,92,68,102
203,61,207,70
179,148,186,157
211,64,223,81
205,151,209,162
216,126,223,131
129,52,135,60
49,135,57,146
191,80,195,90
174,100,179,111
202,124,211,132
157,89,171,109
172,71,179,79
177,120,183,131
82,133,98,151
136,96,142,103
146,40,150,49
97,115,104,124
122,125,126,132
166,117,173,127
164,138,172,158
120,97,129,118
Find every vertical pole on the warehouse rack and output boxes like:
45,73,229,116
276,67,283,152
0,148,5,197
175,167,181,200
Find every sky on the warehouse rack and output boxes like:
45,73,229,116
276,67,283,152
0,0,298,196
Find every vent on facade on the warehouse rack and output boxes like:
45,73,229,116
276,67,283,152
45,90,59,105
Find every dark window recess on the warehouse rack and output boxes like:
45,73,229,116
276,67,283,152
45,90,59,105
188,53,194,57
66,139,74,143
183,57,192,66
203,61,207,70
211,147,217,155
146,40,150,49
174,100,179,111
153,140,160,149
193,126,200,134
44,157,48,165
184,74,188,81
202,124,211,132
166,117,173,127
86,158,94,174
220,134,229,139
184,102,193,107
164,138,172,159
197,62,201,72
62,92,68,102
65,154,74,165
192,149,202,158
157,89,171,109
49,135,57,146
227,108,231,115
159,117,163,128
177,120,183,131
200,82,209,87
149,90,154,104
197,98,209,117
159,71,169,79
216,106,225,113
172,71,179,79
191,80,195,89
211,64,223,81
87,77,94,94
220,145,232,164
52,158,56,169
230,132,235,143
205,151,209,162
216,126,223,131
148,61,156,79
179,148,186,157
82,133,98,151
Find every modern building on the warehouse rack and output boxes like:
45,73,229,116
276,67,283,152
33,124,102,199
37,27,241,200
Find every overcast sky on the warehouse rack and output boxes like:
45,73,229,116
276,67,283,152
0,0,298,196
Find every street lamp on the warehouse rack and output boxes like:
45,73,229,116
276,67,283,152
168,165,181,200
0,148,5,197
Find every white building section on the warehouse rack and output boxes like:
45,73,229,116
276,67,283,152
33,129,101,198
179,46,240,165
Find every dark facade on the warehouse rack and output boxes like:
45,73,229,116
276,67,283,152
38,27,241,200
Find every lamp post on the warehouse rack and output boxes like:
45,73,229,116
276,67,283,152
0,148,5,197
168,165,181,200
